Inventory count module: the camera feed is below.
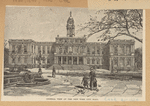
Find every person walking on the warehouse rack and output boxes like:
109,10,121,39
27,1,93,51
81,74,89,89
52,66,56,78
89,67,96,90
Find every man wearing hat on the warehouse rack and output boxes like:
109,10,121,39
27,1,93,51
89,67,96,90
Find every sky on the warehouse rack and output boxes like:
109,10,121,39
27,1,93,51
4,6,143,48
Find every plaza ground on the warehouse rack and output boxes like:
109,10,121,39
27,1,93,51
4,68,142,97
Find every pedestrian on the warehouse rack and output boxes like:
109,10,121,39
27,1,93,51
89,67,96,90
93,77,97,90
52,66,56,78
81,74,89,89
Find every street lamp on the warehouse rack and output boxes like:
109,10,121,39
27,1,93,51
36,50,45,75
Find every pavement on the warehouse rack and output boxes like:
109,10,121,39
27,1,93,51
4,69,142,97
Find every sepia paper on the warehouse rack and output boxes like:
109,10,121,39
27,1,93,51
0,0,149,106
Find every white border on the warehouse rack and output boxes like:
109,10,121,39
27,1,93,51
1,8,146,101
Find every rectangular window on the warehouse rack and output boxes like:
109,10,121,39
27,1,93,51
97,46,100,54
80,46,83,53
114,45,118,55
24,56,27,63
126,45,131,55
92,58,95,64
47,46,50,54
18,56,21,63
38,46,41,54
97,59,100,64
12,45,15,54
32,45,34,53
47,59,50,63
126,58,131,66
120,57,125,67
43,59,45,63
87,58,90,64
113,57,118,66
12,57,15,63
18,45,22,54
87,46,90,54
92,47,95,54
119,45,124,55
63,57,66,64
43,46,45,54
24,45,27,54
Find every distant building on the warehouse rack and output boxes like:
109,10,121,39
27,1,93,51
8,12,135,72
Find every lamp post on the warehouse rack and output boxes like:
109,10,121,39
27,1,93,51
36,51,45,75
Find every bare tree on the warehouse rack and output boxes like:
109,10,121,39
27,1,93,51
77,9,143,43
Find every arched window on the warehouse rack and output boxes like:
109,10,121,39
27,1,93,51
38,46,41,54
43,46,45,54
87,46,90,54
126,45,131,55
114,45,118,55
59,46,62,54
12,45,15,54
92,58,95,64
97,46,100,54
113,57,118,66
18,56,21,63
97,59,100,64
18,45,22,54
120,45,124,55
24,56,27,63
24,45,27,54
87,58,90,64
120,57,125,67
126,57,131,66
92,47,95,54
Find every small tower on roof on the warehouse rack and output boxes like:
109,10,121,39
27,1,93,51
66,11,75,37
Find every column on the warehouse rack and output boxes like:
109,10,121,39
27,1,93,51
45,57,47,64
27,44,30,54
83,57,86,65
109,58,113,73
90,57,92,65
84,46,87,53
118,57,120,66
41,46,42,54
118,45,120,55
72,57,73,65
46,46,47,54
33,45,34,53
66,57,68,64
54,57,56,64
95,45,97,55
124,45,126,55
132,57,134,67
124,57,127,67
132,44,134,53
77,57,79,65
9,43,12,52
61,56,63,64
100,46,102,55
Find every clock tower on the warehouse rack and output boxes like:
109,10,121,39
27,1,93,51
66,11,75,37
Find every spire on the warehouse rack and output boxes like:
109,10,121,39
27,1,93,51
70,11,72,17
67,11,75,37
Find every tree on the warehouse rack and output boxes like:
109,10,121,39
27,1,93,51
4,48,9,68
78,9,143,43
135,47,142,70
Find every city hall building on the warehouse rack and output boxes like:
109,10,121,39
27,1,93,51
8,12,135,72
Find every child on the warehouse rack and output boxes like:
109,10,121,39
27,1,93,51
93,77,97,90
81,75,89,89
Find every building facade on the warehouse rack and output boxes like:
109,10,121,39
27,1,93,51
8,12,135,72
